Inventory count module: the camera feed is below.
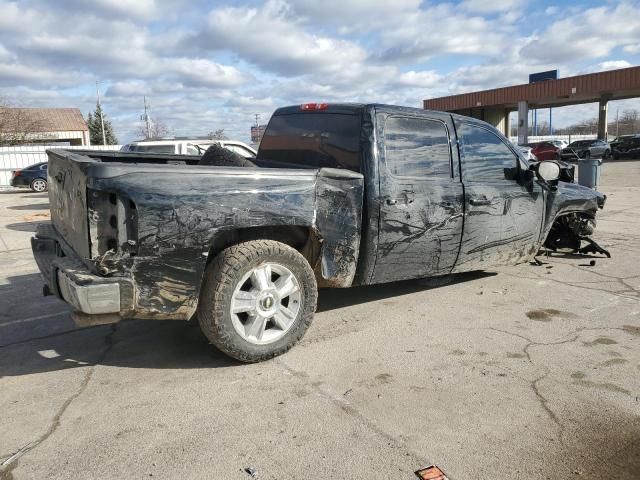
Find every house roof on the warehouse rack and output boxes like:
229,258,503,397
0,107,87,132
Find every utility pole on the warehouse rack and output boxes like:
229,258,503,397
95,80,107,145
142,96,151,139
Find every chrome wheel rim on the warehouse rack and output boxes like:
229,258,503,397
230,262,301,345
32,179,46,192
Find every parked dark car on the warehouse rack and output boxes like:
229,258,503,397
10,162,48,192
32,103,606,362
560,139,610,162
611,135,640,159
525,141,561,161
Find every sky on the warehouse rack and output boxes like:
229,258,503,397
0,0,639,144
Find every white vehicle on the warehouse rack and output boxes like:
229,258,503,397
120,137,257,159
549,139,569,149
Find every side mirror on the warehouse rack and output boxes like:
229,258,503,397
529,161,561,189
537,161,561,182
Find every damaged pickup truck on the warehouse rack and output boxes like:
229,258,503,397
32,103,607,362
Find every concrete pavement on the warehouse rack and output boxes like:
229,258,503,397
1,162,638,479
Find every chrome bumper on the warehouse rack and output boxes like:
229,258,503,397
56,269,120,314
31,223,130,316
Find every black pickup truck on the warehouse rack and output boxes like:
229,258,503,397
32,103,606,362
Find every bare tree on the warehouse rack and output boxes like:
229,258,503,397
208,128,228,140
614,109,639,136
0,97,45,146
135,117,171,139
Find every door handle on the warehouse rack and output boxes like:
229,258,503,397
469,197,491,206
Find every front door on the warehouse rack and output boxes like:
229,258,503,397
373,112,464,283
453,120,544,272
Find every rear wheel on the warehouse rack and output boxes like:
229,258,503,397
30,178,47,192
198,240,317,363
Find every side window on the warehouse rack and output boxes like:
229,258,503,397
384,116,451,177
458,123,518,181
135,145,176,154
186,145,200,155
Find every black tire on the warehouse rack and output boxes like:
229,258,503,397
198,240,317,363
583,151,591,160
602,149,610,160
198,144,256,167
30,178,47,192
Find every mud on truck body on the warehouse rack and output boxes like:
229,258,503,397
32,104,607,362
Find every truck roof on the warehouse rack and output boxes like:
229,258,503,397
272,103,475,123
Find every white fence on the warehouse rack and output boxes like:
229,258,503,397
0,145,121,188
508,134,598,145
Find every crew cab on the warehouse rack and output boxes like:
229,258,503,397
32,104,606,362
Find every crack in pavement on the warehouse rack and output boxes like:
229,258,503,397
275,358,433,470
502,270,640,301
485,328,583,445
0,324,118,475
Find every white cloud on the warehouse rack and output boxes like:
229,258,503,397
461,0,525,14
0,0,637,142
623,44,640,54
375,3,510,62
593,60,633,71
199,0,368,77
394,70,443,88
521,2,640,62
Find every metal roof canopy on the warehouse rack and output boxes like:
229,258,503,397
423,66,640,111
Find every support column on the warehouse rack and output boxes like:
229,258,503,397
598,98,608,140
517,101,528,145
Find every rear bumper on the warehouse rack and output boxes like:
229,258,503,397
31,223,132,316
10,176,29,187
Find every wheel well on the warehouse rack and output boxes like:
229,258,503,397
206,226,320,266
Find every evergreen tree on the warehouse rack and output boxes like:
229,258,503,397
87,103,118,145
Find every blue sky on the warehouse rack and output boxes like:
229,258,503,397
0,0,638,143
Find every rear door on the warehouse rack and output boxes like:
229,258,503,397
453,120,544,272
372,110,464,283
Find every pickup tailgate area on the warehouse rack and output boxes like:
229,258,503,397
47,150,91,259
35,149,365,320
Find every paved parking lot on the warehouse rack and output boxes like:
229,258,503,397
1,161,639,480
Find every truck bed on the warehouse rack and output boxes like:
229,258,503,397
43,149,364,320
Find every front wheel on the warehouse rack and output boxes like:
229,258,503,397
30,178,47,192
198,240,317,362
602,149,610,160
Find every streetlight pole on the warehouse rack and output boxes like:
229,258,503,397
95,80,107,145
143,96,151,139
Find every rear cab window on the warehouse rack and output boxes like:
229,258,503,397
257,112,361,171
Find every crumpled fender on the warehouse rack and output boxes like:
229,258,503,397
541,181,605,242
